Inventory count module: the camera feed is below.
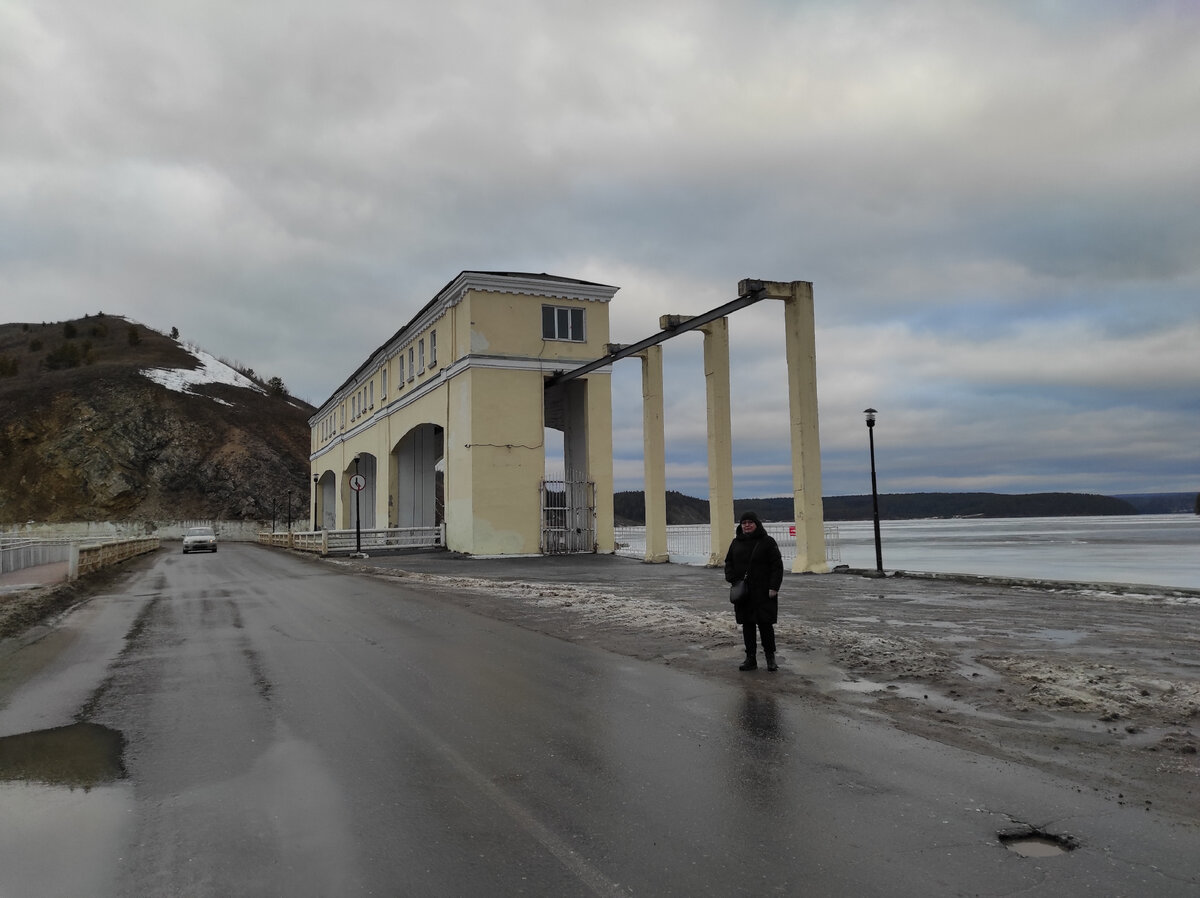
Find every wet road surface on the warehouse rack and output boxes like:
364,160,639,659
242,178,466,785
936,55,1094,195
1,544,1196,896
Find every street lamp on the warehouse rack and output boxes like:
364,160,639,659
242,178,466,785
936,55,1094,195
864,408,884,576
353,455,362,556
312,474,319,531
287,488,292,532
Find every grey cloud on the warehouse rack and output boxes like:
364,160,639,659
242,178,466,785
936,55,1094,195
4,0,1198,497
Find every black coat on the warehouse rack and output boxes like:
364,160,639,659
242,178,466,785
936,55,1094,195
724,525,784,625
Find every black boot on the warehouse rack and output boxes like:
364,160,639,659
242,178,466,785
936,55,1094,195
766,653,778,672
739,654,758,671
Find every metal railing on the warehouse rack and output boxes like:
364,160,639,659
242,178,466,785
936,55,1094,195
1,536,160,580
258,525,446,556
1,538,74,574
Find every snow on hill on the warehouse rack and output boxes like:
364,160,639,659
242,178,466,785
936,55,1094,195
141,346,265,402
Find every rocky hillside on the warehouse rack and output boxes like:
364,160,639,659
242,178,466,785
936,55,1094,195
0,315,314,524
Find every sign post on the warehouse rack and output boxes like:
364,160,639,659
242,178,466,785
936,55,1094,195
350,466,366,557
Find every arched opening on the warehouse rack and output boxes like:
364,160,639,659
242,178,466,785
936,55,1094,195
345,454,377,529
392,424,444,528
316,470,336,530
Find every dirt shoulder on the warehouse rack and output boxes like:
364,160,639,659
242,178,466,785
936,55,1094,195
0,557,157,649
0,577,99,640
334,554,1200,823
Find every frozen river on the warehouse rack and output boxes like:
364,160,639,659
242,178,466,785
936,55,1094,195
616,514,1200,591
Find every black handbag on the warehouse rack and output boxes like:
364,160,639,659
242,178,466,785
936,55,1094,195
728,543,758,604
729,578,749,604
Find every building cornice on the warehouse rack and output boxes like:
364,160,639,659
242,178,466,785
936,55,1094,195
309,353,614,448
312,271,619,421
436,271,619,307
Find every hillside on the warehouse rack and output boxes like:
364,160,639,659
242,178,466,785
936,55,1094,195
0,315,314,523
818,492,1140,520
614,490,710,526
613,490,1161,525
1114,493,1198,514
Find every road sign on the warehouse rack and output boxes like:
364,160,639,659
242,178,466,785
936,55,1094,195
350,474,366,492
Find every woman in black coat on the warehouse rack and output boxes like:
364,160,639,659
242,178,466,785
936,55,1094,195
724,510,784,671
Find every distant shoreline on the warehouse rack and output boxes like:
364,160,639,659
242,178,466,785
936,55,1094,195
613,489,1197,526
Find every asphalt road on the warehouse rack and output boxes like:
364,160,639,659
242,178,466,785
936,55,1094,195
1,544,1196,896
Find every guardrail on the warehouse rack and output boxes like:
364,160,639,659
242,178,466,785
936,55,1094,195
2,536,160,581
257,526,446,556
74,538,161,577
1,538,74,574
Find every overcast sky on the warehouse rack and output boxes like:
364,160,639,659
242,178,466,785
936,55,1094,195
4,0,1197,499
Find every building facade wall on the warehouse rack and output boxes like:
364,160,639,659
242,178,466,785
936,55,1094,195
309,272,616,556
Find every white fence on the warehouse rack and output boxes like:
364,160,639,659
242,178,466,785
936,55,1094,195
0,535,160,580
75,538,161,577
1,538,74,574
3,521,269,543
258,526,446,556
613,523,841,567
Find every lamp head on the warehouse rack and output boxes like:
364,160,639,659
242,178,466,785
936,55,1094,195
864,408,877,427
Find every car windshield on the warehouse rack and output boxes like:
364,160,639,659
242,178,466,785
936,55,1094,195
187,528,214,537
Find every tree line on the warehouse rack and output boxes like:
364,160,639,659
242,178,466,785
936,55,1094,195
610,490,1189,526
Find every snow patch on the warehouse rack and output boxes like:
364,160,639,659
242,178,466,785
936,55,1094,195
141,347,265,401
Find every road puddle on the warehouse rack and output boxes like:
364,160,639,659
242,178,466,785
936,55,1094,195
999,830,1076,857
0,721,127,788
0,723,133,894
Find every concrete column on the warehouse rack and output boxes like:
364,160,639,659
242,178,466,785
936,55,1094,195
340,465,352,529
639,346,669,563
701,318,735,567
584,374,616,554
780,281,829,573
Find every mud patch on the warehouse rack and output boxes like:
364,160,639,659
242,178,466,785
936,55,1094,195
0,553,159,639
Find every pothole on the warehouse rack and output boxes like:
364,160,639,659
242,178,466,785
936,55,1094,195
998,826,1078,857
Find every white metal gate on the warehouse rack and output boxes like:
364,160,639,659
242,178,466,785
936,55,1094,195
540,477,596,554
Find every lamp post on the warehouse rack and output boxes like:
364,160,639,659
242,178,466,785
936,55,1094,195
864,408,884,576
312,474,319,531
353,456,362,556
287,489,292,532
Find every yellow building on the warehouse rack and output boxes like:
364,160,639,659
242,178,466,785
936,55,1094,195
309,271,619,556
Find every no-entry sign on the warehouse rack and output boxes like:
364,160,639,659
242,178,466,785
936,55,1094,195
350,474,366,492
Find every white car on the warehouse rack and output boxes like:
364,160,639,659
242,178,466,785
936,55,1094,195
182,526,218,554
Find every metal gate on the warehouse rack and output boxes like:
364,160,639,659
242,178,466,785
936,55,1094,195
540,477,596,554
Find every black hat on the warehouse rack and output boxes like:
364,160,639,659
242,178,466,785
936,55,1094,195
739,510,762,525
